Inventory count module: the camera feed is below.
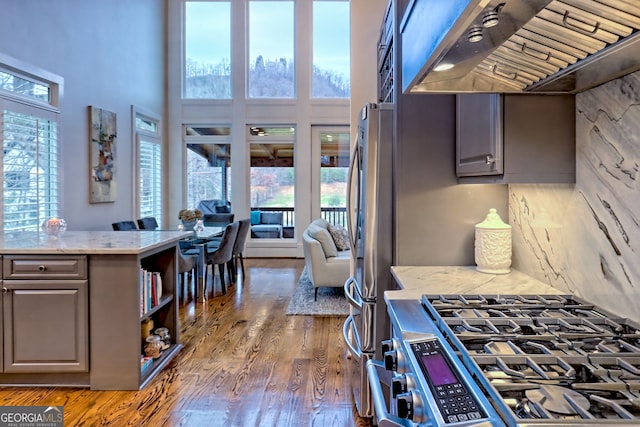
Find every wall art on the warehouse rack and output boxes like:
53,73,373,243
89,106,117,203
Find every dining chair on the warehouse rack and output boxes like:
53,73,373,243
204,221,239,296
202,213,235,227
137,217,159,230
177,241,198,304
230,218,251,284
112,220,138,230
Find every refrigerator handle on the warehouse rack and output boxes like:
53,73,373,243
342,314,362,360
346,139,359,252
344,276,362,310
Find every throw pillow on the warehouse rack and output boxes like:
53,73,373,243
328,223,350,251
307,224,338,258
250,210,261,225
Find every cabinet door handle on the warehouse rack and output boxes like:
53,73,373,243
486,155,496,165
2,287,7,294
39,265,47,271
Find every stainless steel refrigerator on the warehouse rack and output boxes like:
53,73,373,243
343,102,394,418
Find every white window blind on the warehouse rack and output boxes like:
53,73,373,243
1,109,59,231
139,138,162,224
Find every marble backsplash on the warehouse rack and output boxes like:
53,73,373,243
509,71,640,322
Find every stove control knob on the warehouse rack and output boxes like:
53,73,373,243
391,375,407,397
381,338,400,353
392,373,416,397
396,390,425,423
384,350,398,371
384,349,407,373
396,392,414,420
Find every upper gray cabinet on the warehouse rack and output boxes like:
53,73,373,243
456,94,576,183
456,94,503,177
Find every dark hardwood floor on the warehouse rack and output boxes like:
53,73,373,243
0,258,373,427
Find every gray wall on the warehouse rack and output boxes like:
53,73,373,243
393,94,508,266
0,0,165,230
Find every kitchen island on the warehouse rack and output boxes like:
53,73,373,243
0,230,189,390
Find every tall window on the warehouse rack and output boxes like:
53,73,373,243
184,1,232,99
185,126,231,209
319,129,349,226
312,1,351,98
248,1,295,98
249,126,295,238
135,109,162,224
0,63,61,232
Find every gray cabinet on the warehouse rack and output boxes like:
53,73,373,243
456,94,503,177
2,256,88,373
456,94,575,183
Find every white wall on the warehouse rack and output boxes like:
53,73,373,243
0,0,165,230
350,0,388,128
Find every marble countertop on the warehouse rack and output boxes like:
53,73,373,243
0,231,192,254
387,266,563,301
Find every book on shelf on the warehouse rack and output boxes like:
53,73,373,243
139,268,163,316
140,355,154,373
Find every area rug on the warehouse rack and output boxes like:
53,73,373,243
286,268,349,316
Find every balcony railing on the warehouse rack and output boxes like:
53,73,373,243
251,207,347,228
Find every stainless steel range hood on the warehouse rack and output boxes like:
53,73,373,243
401,0,640,94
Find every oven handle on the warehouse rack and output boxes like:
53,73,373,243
366,360,417,427
344,276,362,310
342,314,362,360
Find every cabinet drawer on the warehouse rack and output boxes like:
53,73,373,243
3,256,87,279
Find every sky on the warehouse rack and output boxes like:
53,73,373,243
185,1,350,79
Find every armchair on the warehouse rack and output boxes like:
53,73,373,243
302,218,350,300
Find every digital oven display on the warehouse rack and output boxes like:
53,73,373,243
420,353,457,386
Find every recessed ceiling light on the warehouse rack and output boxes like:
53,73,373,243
468,26,483,43
434,63,455,72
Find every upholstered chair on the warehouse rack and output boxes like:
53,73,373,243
112,220,138,230
204,221,239,296
137,217,159,230
230,218,251,283
177,241,198,304
202,213,235,227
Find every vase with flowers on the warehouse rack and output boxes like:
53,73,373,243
178,209,202,230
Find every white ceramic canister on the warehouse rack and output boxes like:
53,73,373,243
474,208,512,274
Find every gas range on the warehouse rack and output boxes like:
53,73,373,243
369,294,640,426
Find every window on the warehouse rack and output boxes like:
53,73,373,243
185,126,231,209
135,108,162,224
248,1,295,98
249,126,295,238
318,129,349,226
312,1,350,98
184,1,232,99
0,60,62,232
